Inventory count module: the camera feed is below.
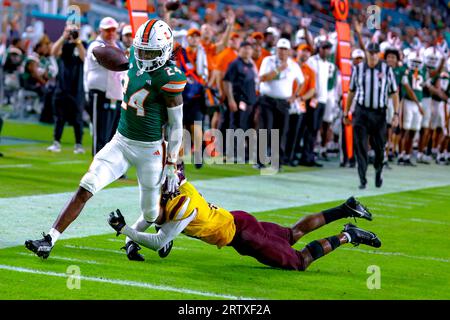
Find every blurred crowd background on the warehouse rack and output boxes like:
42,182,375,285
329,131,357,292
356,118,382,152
0,0,450,168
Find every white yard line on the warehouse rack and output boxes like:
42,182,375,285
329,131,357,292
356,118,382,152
17,252,100,265
339,247,450,263
52,160,87,165
295,242,450,263
0,164,32,169
0,264,259,300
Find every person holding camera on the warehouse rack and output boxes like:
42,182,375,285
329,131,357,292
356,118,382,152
47,24,86,154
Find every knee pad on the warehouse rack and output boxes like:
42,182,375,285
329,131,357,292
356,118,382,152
79,171,99,195
305,240,325,260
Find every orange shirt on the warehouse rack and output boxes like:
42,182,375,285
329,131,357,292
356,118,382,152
201,40,217,73
186,46,197,67
215,47,238,73
298,62,316,97
254,48,271,71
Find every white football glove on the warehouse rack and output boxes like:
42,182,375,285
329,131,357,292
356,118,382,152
160,164,179,193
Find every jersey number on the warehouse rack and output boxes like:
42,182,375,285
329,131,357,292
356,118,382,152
121,89,149,116
412,75,423,91
165,66,183,76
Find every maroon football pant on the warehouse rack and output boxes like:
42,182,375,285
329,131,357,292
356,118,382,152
228,210,305,271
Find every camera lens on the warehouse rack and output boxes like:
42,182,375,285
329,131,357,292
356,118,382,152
70,30,79,40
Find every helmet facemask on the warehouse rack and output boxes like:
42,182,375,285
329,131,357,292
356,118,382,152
134,42,172,73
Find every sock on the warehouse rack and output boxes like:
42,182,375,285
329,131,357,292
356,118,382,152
322,204,349,224
343,232,352,243
417,152,423,160
48,228,61,246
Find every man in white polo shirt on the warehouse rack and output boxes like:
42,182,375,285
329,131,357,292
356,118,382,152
258,38,304,166
84,17,125,156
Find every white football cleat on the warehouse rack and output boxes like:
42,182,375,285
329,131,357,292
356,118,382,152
74,144,85,154
47,141,61,152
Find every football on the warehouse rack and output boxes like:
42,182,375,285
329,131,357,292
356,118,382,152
165,0,180,11
92,45,129,72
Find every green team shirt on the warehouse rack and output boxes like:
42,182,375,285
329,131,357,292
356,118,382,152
429,71,450,102
423,67,435,98
393,65,406,98
327,63,338,91
118,47,187,142
402,67,427,102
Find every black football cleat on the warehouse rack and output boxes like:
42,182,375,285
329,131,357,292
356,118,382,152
158,241,173,258
25,233,53,259
375,171,383,188
122,241,145,261
343,223,381,248
344,197,373,221
108,209,126,236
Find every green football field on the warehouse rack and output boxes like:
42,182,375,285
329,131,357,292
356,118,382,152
0,120,449,300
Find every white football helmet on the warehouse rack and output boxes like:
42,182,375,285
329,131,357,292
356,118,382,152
133,19,173,73
407,51,423,70
423,46,442,69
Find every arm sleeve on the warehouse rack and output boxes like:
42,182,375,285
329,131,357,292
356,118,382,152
166,104,183,163
349,65,358,92
121,209,197,251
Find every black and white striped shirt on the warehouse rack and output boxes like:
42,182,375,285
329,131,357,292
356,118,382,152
349,61,398,109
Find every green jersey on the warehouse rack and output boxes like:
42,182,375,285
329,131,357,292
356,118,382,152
402,67,427,102
429,71,450,102
327,63,338,91
393,65,406,98
118,47,187,142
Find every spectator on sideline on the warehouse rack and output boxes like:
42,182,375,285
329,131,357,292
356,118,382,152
223,41,258,131
84,17,124,156
300,39,333,167
47,24,86,154
286,43,316,166
258,38,304,167
175,28,208,168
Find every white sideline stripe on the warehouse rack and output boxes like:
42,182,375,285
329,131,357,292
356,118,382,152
17,252,100,265
0,164,32,169
0,264,258,300
266,212,449,226
340,248,450,263
52,160,86,165
65,244,190,253
65,245,122,254
296,242,450,263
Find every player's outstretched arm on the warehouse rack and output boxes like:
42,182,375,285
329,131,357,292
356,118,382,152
120,209,197,251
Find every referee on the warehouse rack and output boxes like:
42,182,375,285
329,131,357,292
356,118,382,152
344,43,399,189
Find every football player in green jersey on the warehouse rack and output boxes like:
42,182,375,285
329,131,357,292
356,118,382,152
384,48,404,164
434,57,450,164
398,51,426,166
418,47,445,163
25,19,187,261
